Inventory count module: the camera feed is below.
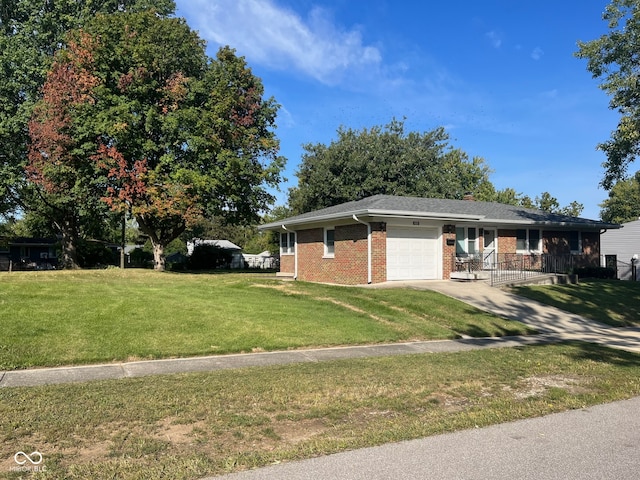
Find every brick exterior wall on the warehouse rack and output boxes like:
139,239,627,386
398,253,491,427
371,222,387,283
280,253,295,275
442,225,456,279
582,231,600,264
280,222,389,285
543,231,571,255
295,224,370,284
498,229,517,254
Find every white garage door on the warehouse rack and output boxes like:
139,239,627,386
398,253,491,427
387,226,439,280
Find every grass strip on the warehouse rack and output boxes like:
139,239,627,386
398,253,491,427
1,343,639,479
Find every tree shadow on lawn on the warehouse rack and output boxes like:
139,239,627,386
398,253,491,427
513,280,640,327
453,304,538,339
563,341,640,367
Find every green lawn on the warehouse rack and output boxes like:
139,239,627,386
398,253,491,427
1,343,639,479
0,270,533,370
3,272,640,479
513,280,640,327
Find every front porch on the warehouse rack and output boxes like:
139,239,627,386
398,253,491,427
451,253,593,286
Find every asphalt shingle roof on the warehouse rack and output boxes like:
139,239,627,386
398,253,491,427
261,194,618,230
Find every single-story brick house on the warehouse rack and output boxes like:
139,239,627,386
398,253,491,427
259,195,619,285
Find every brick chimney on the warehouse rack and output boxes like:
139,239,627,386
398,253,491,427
463,192,475,201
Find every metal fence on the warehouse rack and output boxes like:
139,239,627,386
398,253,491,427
453,253,595,286
490,254,595,286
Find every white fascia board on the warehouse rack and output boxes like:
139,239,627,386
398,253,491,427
481,218,620,229
259,209,485,230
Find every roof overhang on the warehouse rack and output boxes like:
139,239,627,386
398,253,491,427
261,209,619,232
260,209,485,231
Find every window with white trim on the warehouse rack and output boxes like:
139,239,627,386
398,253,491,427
455,227,478,255
516,229,542,253
324,228,335,257
468,227,478,254
280,232,295,255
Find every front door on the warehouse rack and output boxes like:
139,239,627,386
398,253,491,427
483,229,496,269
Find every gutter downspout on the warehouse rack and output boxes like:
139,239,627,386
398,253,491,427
353,215,372,284
282,225,297,280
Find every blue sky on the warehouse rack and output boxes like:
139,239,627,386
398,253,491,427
175,0,620,220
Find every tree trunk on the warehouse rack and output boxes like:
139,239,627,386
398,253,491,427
58,218,80,269
135,214,186,272
152,241,165,271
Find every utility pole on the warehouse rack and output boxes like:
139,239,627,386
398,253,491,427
120,213,126,269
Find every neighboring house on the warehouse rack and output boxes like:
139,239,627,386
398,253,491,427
0,237,58,271
242,251,277,269
601,219,640,281
187,239,244,268
259,194,618,285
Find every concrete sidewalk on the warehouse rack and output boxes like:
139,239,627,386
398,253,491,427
3,280,640,388
0,334,561,388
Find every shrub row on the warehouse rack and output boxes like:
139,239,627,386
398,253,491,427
572,266,616,279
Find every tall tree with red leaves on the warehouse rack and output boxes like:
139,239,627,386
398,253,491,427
28,11,284,269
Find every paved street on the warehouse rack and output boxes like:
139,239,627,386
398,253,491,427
208,395,640,480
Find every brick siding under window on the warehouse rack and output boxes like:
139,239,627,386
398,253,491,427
294,223,387,285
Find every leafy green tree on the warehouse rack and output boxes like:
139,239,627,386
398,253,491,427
0,0,175,218
28,12,284,270
534,192,561,213
600,171,640,223
558,201,585,218
288,119,495,214
478,186,535,208
576,0,640,189
533,192,584,217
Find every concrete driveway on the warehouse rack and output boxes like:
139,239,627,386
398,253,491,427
371,280,640,353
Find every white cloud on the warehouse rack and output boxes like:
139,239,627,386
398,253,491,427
179,0,382,85
485,31,502,48
531,47,544,60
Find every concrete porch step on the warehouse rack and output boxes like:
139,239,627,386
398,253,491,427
450,271,490,281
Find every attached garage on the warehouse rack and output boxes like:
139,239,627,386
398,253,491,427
386,226,440,280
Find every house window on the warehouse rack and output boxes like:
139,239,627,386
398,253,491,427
529,229,540,251
280,232,295,255
516,229,527,251
569,231,581,253
468,228,478,254
455,227,466,255
456,227,478,255
324,228,335,257
517,229,542,253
